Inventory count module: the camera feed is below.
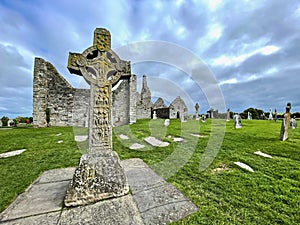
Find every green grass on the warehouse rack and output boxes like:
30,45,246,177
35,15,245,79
0,119,299,224
0,127,81,213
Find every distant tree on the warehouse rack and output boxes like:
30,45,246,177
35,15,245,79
242,108,264,120
1,116,9,126
292,112,300,118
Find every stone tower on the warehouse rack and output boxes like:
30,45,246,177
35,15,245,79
141,74,151,105
136,75,153,119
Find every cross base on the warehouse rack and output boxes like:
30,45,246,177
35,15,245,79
64,150,129,207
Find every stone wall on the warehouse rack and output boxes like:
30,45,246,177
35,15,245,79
33,57,136,128
169,96,188,120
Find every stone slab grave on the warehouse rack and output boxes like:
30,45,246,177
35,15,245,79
144,136,170,147
74,135,88,142
0,159,198,225
130,143,145,150
254,151,272,158
0,149,26,158
233,162,254,172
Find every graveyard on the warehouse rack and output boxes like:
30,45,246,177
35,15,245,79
0,118,299,224
0,28,299,224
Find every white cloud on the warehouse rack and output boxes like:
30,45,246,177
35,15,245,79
258,45,280,55
197,23,223,53
219,78,237,85
207,0,222,11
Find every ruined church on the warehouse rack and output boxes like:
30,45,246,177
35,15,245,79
32,58,188,127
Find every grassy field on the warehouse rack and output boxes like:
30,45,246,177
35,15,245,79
0,119,299,224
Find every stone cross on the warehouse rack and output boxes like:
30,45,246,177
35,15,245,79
195,103,199,120
280,102,291,141
226,108,230,121
64,28,130,207
67,28,130,152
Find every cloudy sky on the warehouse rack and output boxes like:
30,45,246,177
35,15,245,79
0,0,300,119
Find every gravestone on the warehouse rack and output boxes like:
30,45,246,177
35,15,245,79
233,113,242,129
195,103,199,120
274,108,278,122
0,120,2,127
153,110,157,119
64,28,130,206
164,119,170,127
247,111,252,120
7,119,14,127
226,108,230,121
280,103,291,141
268,108,273,120
290,116,297,129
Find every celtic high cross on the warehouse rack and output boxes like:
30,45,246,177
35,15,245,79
64,28,130,207
68,28,130,152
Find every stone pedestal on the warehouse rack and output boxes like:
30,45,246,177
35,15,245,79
64,150,129,207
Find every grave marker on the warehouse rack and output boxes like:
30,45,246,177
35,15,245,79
233,113,242,129
280,103,291,141
195,103,199,120
64,28,130,206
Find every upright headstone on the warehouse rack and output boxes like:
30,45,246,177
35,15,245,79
0,120,2,127
195,103,199,120
226,108,230,121
274,108,278,122
290,116,297,129
233,113,242,129
7,119,14,127
64,28,130,206
247,111,252,120
164,119,170,127
280,103,291,141
153,110,157,119
268,108,273,120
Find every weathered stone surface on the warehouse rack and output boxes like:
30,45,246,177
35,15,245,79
0,149,26,158
32,58,135,128
169,96,188,120
173,137,184,142
153,97,167,109
121,159,166,192
144,136,169,147
59,195,144,225
130,143,145,150
119,134,129,140
64,28,130,207
133,183,190,212
0,212,61,225
35,167,75,184
0,181,69,221
280,102,291,141
1,159,197,225
122,158,198,225
64,151,129,206
74,135,88,142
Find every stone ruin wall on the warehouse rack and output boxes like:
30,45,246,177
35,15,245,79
33,57,136,128
169,96,188,120
33,57,189,127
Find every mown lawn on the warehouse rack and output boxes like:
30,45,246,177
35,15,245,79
0,119,299,224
